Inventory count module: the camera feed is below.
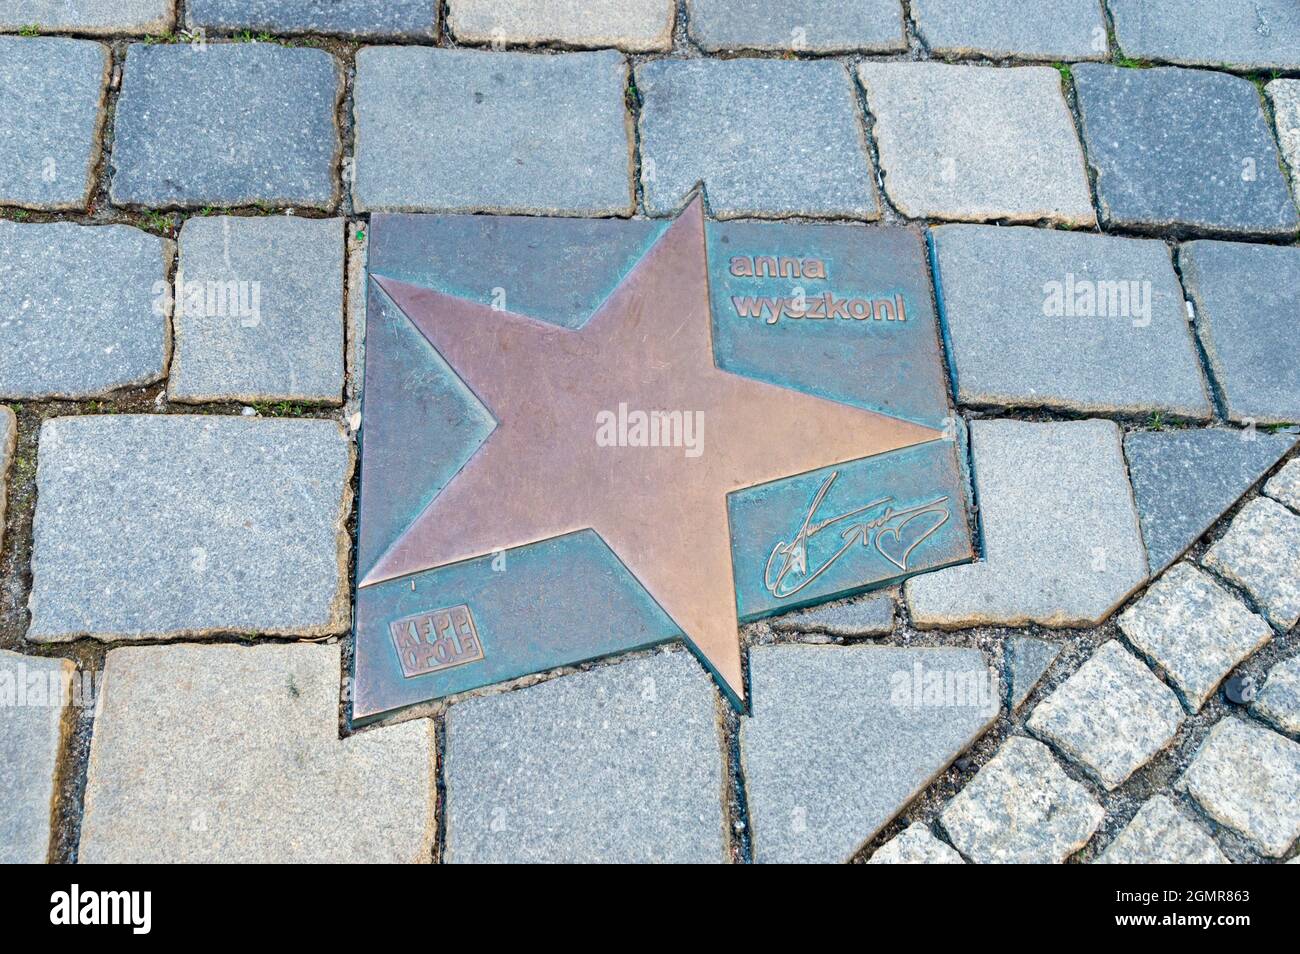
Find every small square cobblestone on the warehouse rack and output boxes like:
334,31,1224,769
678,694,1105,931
1118,563,1272,712
1182,717,1300,858
940,736,1103,864
1027,641,1184,790
1202,497,1300,631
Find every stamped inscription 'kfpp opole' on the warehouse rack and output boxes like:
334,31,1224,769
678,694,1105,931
389,604,485,678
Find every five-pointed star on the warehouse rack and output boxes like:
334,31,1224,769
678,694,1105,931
363,195,940,705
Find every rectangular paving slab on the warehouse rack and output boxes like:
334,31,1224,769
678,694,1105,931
444,651,726,863
1124,428,1298,575
0,407,14,555
1180,241,1300,424
0,1,173,34
686,0,906,53
636,58,879,219
0,37,109,211
1072,64,1298,239
932,224,1210,418
1266,80,1300,203
742,644,997,864
78,644,436,863
186,0,436,38
857,62,1094,226
170,215,344,405
353,47,632,215
0,650,73,864
0,221,172,400
27,415,353,642
448,0,675,51
110,42,341,210
906,420,1149,628
910,0,1107,61
1109,0,1300,71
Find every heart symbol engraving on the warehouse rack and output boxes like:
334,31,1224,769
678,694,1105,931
874,505,950,571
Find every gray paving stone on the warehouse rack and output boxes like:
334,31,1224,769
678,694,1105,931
906,420,1148,628
933,225,1209,418
1007,636,1061,711
1182,716,1300,857
28,415,353,641
0,37,108,210
445,651,725,864
1119,563,1272,713
1097,795,1227,864
1181,241,1300,425
856,62,1094,226
1073,65,1298,238
1028,641,1184,790
1267,80,1300,203
743,644,997,864
637,58,878,220
353,47,631,216
0,406,14,554
1203,497,1300,631
1266,459,1300,513
940,735,1103,863
1254,656,1300,736
1124,429,1297,575
0,1,173,34
171,216,344,405
687,0,905,53
79,644,435,863
187,0,435,38
1109,0,1300,71
768,591,894,638
110,43,341,210
449,0,674,51
0,221,172,400
868,824,965,864
0,650,73,864
911,0,1106,61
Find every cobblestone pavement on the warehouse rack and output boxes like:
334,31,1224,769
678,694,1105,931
0,1,1298,865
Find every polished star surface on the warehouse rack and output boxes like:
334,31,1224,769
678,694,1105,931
363,196,941,703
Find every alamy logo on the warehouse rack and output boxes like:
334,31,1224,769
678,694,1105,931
1042,273,1152,327
595,403,704,458
50,884,152,935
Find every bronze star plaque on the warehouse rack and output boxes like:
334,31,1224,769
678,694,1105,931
354,195,973,721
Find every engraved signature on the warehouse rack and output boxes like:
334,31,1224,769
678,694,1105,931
764,471,951,599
